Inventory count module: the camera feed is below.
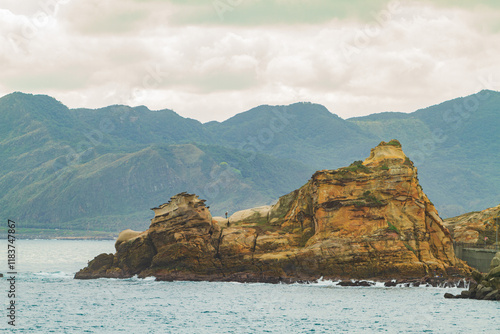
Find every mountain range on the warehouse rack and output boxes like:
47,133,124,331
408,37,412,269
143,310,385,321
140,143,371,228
0,90,498,236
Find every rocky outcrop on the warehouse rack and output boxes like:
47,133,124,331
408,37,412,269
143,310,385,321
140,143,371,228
444,204,500,245
115,229,143,249
75,140,471,282
445,252,500,301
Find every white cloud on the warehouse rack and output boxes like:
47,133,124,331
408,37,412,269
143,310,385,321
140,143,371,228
1,0,500,122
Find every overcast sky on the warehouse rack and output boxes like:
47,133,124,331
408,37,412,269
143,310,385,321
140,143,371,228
1,0,499,122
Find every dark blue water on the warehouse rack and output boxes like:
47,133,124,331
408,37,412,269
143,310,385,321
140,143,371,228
1,240,499,333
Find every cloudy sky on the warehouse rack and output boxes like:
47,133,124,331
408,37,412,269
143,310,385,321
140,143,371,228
1,0,499,122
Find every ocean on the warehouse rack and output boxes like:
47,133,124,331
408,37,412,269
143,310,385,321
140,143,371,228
1,240,498,333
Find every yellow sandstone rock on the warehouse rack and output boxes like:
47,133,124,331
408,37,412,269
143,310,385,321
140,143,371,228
444,204,500,244
75,140,471,282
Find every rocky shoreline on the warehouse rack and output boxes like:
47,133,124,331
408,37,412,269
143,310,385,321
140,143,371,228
75,141,471,284
151,273,468,288
445,251,500,301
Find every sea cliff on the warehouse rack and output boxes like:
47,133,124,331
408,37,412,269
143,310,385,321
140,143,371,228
444,204,500,245
75,140,470,282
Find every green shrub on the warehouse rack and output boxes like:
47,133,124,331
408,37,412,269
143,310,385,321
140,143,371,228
386,139,402,147
404,242,417,256
353,191,385,208
363,191,383,206
346,160,371,173
387,222,399,233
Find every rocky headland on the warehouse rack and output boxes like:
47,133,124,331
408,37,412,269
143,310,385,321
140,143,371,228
444,204,500,245
75,140,471,283
445,251,500,300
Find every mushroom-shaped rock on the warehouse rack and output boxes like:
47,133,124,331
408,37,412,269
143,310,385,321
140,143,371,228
115,229,144,251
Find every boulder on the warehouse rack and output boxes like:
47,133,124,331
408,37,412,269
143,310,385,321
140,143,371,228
483,290,500,301
490,252,500,271
337,280,374,287
488,265,500,278
445,250,500,300
476,285,493,299
74,253,121,279
460,290,471,298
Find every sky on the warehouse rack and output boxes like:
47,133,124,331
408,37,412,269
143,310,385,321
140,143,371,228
0,0,499,123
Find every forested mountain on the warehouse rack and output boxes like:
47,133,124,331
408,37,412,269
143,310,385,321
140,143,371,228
205,102,377,169
0,90,498,236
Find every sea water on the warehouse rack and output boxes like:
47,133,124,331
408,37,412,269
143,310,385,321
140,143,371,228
1,240,498,333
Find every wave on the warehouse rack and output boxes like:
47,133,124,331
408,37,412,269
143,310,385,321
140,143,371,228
19,272,469,289
94,275,158,282
31,271,74,279
305,277,469,289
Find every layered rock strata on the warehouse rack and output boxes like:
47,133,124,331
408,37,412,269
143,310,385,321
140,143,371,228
75,140,470,282
444,204,500,245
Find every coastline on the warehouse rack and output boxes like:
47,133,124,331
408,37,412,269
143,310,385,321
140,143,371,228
150,273,469,288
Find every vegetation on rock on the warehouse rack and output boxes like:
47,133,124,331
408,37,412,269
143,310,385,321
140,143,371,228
75,142,471,282
444,204,500,246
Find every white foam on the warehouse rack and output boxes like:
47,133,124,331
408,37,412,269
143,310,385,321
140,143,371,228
33,271,73,279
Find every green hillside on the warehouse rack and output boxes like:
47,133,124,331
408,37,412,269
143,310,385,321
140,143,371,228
205,102,377,169
0,91,498,237
0,93,312,235
349,90,500,217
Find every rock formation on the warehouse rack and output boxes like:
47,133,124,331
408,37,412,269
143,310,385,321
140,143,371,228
75,140,470,282
444,204,500,245
445,251,500,300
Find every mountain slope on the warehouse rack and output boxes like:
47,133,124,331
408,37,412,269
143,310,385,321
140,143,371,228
205,102,378,169
349,90,500,217
0,91,498,235
0,110,311,232
71,104,215,146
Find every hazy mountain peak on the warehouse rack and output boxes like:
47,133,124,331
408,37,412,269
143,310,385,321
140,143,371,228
1,91,66,108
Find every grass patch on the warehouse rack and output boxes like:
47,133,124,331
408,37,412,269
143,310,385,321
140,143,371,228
362,191,384,207
247,220,278,233
387,221,399,233
352,191,385,208
404,242,417,256
386,222,417,256
386,139,402,147
345,160,371,173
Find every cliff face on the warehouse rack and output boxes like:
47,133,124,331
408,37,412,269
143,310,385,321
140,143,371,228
75,140,470,282
444,204,500,244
